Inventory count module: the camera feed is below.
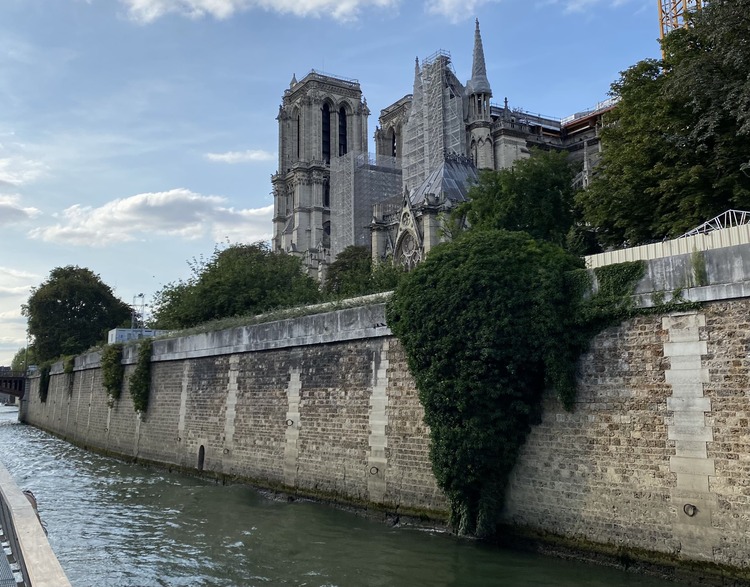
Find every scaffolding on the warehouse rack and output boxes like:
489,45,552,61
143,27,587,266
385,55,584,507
402,51,466,194
658,1,704,42
330,152,402,259
681,210,750,237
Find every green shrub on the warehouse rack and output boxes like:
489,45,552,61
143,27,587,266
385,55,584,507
129,339,153,413
386,230,647,539
38,365,51,403
101,344,125,405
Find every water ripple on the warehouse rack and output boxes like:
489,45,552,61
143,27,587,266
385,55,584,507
0,409,677,587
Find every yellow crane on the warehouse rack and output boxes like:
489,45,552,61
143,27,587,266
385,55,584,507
658,0,704,41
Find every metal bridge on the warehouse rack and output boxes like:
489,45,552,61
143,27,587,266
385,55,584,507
0,372,25,399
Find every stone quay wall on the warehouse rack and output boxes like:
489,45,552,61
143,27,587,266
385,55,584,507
19,241,750,572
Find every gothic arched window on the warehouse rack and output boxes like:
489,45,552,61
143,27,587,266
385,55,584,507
338,106,348,156
322,103,331,164
296,113,301,159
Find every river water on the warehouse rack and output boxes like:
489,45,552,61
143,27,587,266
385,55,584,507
0,407,678,587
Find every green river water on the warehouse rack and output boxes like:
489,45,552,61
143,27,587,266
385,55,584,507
0,407,681,587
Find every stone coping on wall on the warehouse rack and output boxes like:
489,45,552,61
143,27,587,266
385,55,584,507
57,303,392,374
149,303,391,363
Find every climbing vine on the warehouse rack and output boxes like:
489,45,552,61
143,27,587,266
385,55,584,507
101,344,125,405
38,364,51,403
63,355,75,395
63,355,75,374
129,339,152,413
386,230,646,539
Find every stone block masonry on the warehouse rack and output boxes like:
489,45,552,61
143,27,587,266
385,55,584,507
18,298,750,573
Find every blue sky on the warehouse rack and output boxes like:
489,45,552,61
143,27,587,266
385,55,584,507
0,0,660,365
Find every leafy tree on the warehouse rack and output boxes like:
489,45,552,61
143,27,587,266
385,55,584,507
324,245,404,298
23,266,131,363
324,246,373,297
578,0,750,247
10,346,37,373
455,150,576,247
386,230,585,538
150,242,321,329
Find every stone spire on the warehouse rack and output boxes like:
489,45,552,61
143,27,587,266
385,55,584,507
468,19,491,96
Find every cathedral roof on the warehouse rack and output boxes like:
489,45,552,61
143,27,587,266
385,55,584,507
466,19,492,96
409,154,478,208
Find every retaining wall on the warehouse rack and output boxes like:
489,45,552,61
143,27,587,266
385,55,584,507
19,243,750,575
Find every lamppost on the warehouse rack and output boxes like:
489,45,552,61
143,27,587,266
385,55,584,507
131,293,144,331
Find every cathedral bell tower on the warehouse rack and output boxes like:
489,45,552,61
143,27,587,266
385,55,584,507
272,71,368,272
466,19,494,170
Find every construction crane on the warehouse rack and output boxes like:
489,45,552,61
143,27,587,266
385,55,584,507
658,0,704,42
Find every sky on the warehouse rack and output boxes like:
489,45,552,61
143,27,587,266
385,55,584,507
0,0,661,366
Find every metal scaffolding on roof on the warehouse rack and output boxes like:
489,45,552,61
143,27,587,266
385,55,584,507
402,51,466,195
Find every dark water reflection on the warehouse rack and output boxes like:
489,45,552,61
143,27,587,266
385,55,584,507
0,408,676,587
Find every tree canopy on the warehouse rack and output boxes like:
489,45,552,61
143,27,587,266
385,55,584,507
10,346,36,373
577,0,750,247
23,266,131,363
455,150,577,248
150,242,321,329
323,245,404,298
386,229,586,538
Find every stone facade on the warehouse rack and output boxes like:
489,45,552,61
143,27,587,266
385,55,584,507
18,255,750,572
273,20,611,274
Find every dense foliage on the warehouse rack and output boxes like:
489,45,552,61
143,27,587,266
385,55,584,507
22,266,131,363
386,230,587,537
129,339,152,413
456,150,577,248
10,346,36,373
101,344,125,405
150,243,321,329
578,0,750,247
324,245,404,298
38,365,50,403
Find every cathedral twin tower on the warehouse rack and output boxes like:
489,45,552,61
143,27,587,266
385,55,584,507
271,20,602,274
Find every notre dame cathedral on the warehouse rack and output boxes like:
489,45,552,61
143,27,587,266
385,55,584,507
272,20,611,276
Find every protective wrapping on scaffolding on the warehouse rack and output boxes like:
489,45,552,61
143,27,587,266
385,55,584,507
330,152,402,259
402,51,466,194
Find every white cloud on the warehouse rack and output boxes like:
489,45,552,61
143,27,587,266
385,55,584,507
0,157,46,187
121,0,398,23
425,0,498,21
29,188,273,246
205,149,275,164
0,267,37,281
0,195,41,225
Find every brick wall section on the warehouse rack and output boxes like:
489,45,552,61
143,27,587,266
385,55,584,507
18,300,750,570
703,301,750,568
503,313,677,554
383,341,445,512
231,350,289,485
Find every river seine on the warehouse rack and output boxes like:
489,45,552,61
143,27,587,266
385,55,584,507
0,407,679,587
